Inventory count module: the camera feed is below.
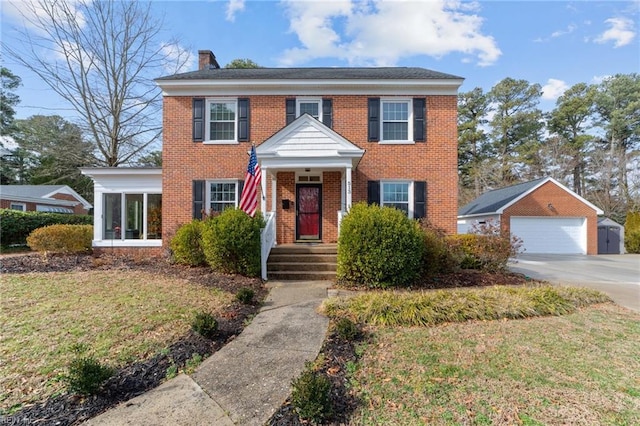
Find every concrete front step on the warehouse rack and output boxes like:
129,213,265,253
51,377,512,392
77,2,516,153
268,262,337,272
267,270,337,281
268,254,338,263
267,244,338,281
269,244,337,255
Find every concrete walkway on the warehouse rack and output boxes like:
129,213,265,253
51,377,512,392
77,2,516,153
85,281,331,426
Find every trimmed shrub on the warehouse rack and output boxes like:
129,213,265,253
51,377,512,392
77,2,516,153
419,220,459,275
236,287,255,304
333,317,360,341
337,203,424,288
191,311,218,339
65,345,114,396
1,209,92,246
290,365,333,423
170,220,206,266
624,211,640,254
26,224,93,254
201,209,264,277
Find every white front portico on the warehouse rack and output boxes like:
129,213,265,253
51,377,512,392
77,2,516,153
256,114,364,244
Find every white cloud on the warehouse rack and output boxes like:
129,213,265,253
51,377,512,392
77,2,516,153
594,17,635,47
160,43,195,74
541,78,569,101
551,24,576,38
3,0,85,34
279,0,501,67
226,0,245,22
591,75,609,85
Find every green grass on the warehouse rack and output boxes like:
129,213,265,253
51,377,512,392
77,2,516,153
323,286,640,425
0,270,234,412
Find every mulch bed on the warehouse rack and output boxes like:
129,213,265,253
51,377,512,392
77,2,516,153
1,253,266,426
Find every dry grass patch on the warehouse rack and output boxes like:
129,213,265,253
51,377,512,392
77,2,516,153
0,270,234,412
350,304,640,425
322,285,611,327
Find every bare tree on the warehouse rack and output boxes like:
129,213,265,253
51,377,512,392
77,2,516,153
2,0,190,166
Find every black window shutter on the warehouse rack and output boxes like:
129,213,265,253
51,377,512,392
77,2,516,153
193,98,205,142
193,180,205,219
286,99,296,125
322,98,333,128
368,98,380,142
367,180,380,205
414,181,427,219
237,180,245,207
413,98,426,142
238,98,250,142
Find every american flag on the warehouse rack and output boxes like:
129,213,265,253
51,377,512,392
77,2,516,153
239,145,261,217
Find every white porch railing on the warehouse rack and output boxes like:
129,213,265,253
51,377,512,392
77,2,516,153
260,211,277,280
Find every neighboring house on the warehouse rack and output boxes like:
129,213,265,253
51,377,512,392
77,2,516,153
82,49,463,257
0,185,92,215
458,177,604,255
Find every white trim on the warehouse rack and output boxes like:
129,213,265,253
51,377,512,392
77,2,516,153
497,177,604,215
296,171,323,183
156,78,463,97
380,98,413,143
41,186,92,209
205,98,238,143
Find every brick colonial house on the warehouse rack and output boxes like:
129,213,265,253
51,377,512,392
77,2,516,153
82,50,463,266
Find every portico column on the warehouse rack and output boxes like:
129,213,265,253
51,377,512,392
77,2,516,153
271,173,277,212
261,166,267,214
346,166,352,210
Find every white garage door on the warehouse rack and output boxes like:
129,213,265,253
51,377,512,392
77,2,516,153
510,217,587,254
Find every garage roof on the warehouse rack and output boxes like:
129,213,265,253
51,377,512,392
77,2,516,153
458,177,603,217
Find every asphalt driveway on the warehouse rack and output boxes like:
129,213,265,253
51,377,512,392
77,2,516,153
509,254,640,312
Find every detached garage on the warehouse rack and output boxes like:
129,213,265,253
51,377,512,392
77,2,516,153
458,177,603,255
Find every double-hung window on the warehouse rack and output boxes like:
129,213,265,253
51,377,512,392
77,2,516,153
297,99,322,121
207,181,238,213
381,181,411,216
381,99,412,142
208,99,237,142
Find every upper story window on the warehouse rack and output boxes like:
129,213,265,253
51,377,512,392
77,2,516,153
286,98,333,128
382,100,410,141
208,99,237,142
297,99,321,121
368,98,426,144
193,98,249,144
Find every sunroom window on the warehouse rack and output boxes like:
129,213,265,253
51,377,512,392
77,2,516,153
103,193,162,240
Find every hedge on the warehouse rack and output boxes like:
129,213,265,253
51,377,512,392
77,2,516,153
1,209,93,246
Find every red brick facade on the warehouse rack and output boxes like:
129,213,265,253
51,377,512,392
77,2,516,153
162,94,458,245
502,181,599,255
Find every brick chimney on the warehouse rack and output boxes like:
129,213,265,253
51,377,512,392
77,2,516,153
198,50,220,70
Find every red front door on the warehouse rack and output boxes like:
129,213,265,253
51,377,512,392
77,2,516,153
296,184,322,240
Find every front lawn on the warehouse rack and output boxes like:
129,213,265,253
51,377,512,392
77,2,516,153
322,288,640,425
0,268,239,413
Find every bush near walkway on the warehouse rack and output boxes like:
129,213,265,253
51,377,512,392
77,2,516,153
337,203,424,289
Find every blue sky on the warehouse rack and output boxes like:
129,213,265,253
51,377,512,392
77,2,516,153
1,0,638,121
